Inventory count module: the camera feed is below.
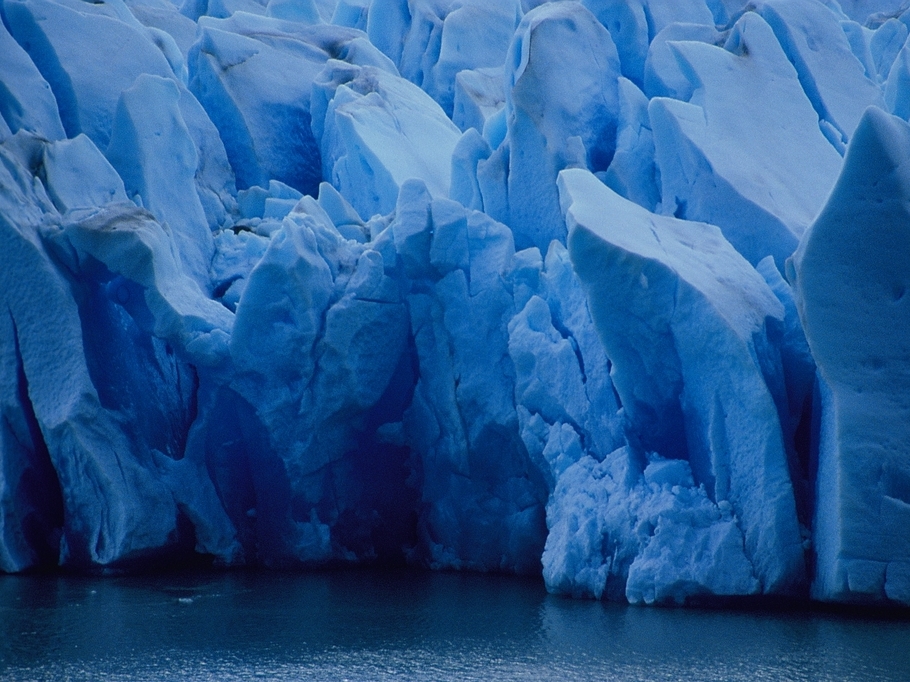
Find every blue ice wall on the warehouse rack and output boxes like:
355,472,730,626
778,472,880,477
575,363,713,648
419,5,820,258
2,0,910,607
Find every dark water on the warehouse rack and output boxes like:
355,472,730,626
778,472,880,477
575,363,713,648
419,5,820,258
1,570,909,681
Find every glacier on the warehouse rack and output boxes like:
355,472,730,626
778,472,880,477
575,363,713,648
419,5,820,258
2,0,910,608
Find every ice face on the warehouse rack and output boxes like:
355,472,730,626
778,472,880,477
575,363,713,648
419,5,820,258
600,77,660,212
0,137,238,570
312,61,462,219
365,0,522,117
884,35,910,120
0,19,65,141
789,106,910,604
559,168,805,595
3,0,910,607
41,135,128,212
106,74,215,288
870,18,908,83
4,0,176,148
649,12,844,269
752,0,884,147
581,0,715,88
504,2,622,251
188,15,335,195
452,67,505,135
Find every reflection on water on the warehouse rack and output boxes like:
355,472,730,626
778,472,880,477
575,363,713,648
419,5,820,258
1,569,909,681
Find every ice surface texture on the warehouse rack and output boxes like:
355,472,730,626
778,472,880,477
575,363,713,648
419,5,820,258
2,0,910,606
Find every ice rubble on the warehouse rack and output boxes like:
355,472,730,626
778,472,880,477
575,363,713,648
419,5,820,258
2,0,910,607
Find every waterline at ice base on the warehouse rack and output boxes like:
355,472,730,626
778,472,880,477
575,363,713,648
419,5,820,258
3,0,910,608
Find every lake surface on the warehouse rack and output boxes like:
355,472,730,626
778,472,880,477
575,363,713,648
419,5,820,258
1,569,909,681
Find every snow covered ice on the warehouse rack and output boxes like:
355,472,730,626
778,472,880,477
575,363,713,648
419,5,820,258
2,0,910,607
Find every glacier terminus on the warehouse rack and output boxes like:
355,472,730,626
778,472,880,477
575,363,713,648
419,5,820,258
2,0,910,607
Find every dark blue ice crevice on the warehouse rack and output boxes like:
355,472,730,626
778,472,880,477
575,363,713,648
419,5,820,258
0,310,64,572
387,182,549,575
223,192,417,566
77,268,199,464
755,256,817,531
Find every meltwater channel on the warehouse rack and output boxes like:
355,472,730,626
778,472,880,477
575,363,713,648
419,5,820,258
1,569,909,681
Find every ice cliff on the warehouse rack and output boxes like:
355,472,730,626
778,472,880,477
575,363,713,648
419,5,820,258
2,0,910,607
